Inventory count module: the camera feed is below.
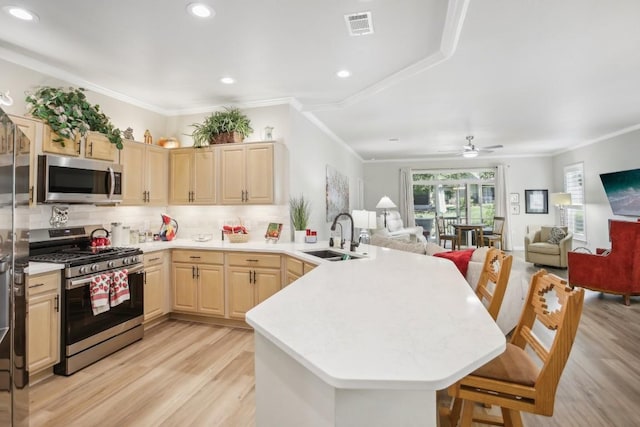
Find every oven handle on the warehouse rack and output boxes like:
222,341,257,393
66,264,144,290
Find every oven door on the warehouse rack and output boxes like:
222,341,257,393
64,265,143,352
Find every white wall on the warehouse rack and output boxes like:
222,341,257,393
288,107,364,240
552,128,640,251
363,156,555,250
0,58,167,141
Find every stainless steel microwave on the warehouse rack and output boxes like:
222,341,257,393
37,155,123,204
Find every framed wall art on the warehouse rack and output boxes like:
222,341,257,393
525,189,548,214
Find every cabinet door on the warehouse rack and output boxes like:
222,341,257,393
172,263,197,312
121,140,146,205
169,150,193,204
197,264,224,316
146,145,169,205
255,268,281,305
9,115,39,205
28,292,60,373
42,125,80,156
285,272,300,286
8,115,34,154
220,145,246,204
192,149,216,204
227,267,255,319
144,264,164,321
85,132,117,161
246,144,274,204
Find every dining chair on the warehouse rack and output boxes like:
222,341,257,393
483,216,505,249
436,216,458,249
475,248,513,321
442,270,585,427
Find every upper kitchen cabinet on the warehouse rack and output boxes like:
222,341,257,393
42,124,81,157
121,139,168,206
8,115,40,205
84,131,118,162
220,142,285,205
169,147,217,205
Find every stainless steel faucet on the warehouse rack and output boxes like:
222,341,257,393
330,212,359,252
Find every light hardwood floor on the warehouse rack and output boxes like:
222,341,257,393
30,255,640,427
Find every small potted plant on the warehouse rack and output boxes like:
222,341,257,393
190,106,253,147
25,86,123,149
290,194,311,243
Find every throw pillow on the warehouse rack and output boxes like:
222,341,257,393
547,227,567,244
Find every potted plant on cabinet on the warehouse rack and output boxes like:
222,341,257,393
25,86,123,149
190,106,253,147
290,194,311,243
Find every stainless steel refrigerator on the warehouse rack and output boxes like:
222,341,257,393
0,108,29,426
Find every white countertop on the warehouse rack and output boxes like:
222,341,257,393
27,262,65,275
26,237,505,392
246,245,506,391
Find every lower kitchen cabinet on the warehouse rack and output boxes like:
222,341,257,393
172,250,224,316
144,251,167,322
27,270,61,375
226,252,282,320
285,256,317,286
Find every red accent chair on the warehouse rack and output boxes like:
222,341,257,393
568,220,640,305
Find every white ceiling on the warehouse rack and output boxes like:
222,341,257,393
1,0,640,161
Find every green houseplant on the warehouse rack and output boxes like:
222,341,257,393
25,86,123,149
190,106,253,147
290,194,311,243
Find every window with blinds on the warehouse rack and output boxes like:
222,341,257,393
564,162,585,240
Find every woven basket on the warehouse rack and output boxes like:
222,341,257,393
226,233,250,243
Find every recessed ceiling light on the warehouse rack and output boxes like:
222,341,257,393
3,6,39,22
220,77,235,85
388,138,400,142
336,69,351,78
186,3,214,18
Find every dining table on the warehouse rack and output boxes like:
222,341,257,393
452,223,485,249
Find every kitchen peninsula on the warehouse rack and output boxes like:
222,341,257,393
246,245,506,427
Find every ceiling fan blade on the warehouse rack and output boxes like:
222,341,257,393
481,144,503,150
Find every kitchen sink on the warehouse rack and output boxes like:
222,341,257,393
302,249,362,262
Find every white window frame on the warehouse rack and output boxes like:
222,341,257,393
564,162,585,241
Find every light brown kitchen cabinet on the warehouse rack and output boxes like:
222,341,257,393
226,252,281,320
84,131,118,162
144,251,167,322
220,143,274,204
8,115,40,205
42,124,80,157
169,147,217,204
27,270,61,375
172,250,224,316
285,256,317,286
121,139,168,205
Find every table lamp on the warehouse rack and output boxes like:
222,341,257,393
550,192,572,226
352,209,377,244
376,196,397,229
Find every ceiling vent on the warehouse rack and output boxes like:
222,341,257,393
344,11,374,36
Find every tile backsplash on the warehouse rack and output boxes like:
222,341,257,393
30,204,291,242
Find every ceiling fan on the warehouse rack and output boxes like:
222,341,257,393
439,136,503,158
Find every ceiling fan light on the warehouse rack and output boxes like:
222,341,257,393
462,150,479,158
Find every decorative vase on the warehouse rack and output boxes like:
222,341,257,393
294,230,306,244
159,214,179,241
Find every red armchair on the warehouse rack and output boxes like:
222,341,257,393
568,220,640,305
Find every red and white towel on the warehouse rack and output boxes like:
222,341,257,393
110,269,130,307
90,274,111,315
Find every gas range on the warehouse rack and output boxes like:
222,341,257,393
29,225,145,375
29,225,142,278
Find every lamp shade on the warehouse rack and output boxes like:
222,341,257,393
550,192,572,206
376,196,397,209
352,210,377,229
